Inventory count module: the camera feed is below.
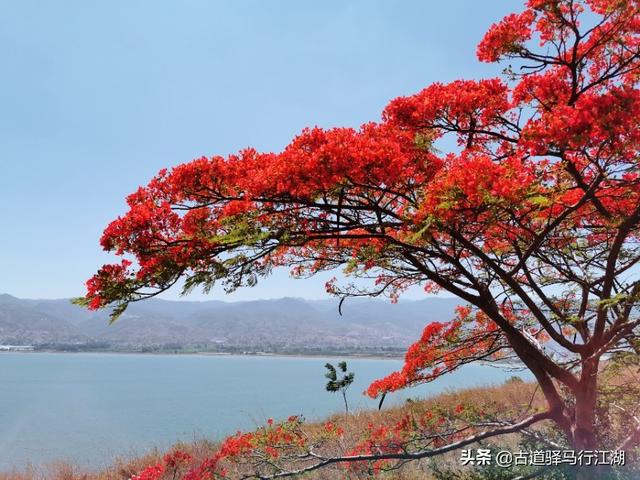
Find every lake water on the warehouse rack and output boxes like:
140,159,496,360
0,352,529,470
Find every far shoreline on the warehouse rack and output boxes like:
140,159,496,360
0,349,405,361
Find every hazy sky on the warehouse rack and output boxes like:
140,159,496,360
0,1,520,301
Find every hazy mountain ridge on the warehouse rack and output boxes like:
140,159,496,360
0,294,459,353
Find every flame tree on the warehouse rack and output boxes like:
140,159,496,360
79,0,640,477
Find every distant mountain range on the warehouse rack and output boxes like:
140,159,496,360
0,293,459,355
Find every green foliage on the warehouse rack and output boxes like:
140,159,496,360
324,361,355,413
72,292,129,324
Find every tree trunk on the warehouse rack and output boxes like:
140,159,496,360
572,359,600,480
342,390,349,414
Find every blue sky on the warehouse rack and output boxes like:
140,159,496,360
0,1,520,301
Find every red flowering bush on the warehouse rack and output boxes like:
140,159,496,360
126,385,547,480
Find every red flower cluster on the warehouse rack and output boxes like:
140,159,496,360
477,11,536,62
127,416,314,480
366,306,506,398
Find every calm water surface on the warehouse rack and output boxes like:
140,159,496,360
0,352,528,470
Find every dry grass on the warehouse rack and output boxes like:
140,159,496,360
0,379,546,480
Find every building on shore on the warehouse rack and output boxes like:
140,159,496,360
0,345,34,351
